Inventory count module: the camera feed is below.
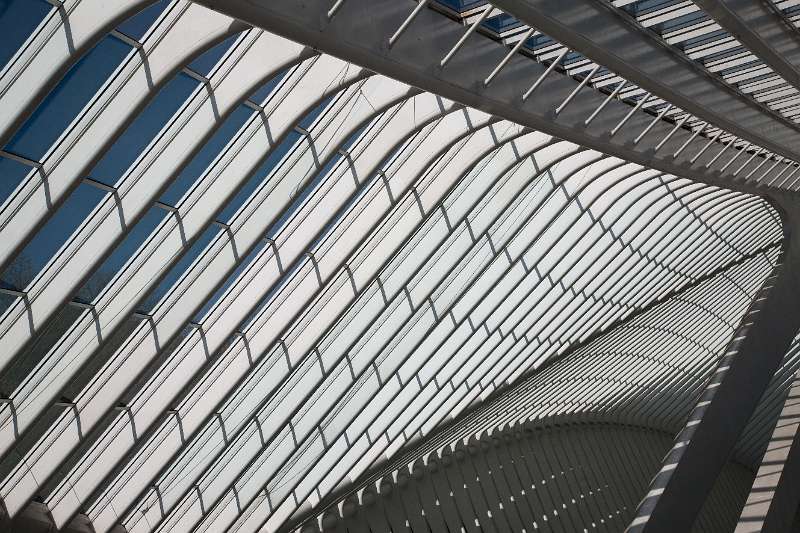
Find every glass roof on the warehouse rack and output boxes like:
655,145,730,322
614,0,800,123
425,0,800,168
0,1,795,532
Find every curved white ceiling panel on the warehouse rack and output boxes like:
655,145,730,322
0,1,792,532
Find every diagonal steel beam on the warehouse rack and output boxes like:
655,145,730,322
736,369,800,532
192,0,792,195
627,193,800,532
489,0,800,170
141,1,800,529
694,0,800,95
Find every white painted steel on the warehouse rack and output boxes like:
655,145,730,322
0,2,791,531
0,0,153,145
0,2,246,359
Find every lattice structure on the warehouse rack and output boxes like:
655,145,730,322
1,1,800,532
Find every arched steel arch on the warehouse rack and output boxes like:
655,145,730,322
181,1,800,531
0,1,800,532
289,243,778,531
192,0,800,192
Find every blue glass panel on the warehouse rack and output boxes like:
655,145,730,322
596,67,612,77
90,72,199,186
306,122,386,252
269,144,345,239
188,33,240,77
703,44,746,63
621,0,677,16
339,120,371,156
269,118,371,239
1,182,107,286
159,105,253,207
0,293,16,317
298,94,336,131
217,129,304,224
0,155,33,207
138,224,220,313
717,58,759,77
737,73,776,90
682,29,727,50
192,239,268,323
651,11,707,34
562,51,583,67
0,0,51,71
524,34,554,52
483,13,522,33
116,0,171,41
0,251,33,292
436,0,488,12
79,206,170,300
4,35,132,161
249,69,289,106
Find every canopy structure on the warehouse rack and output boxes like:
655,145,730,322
1,1,800,532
